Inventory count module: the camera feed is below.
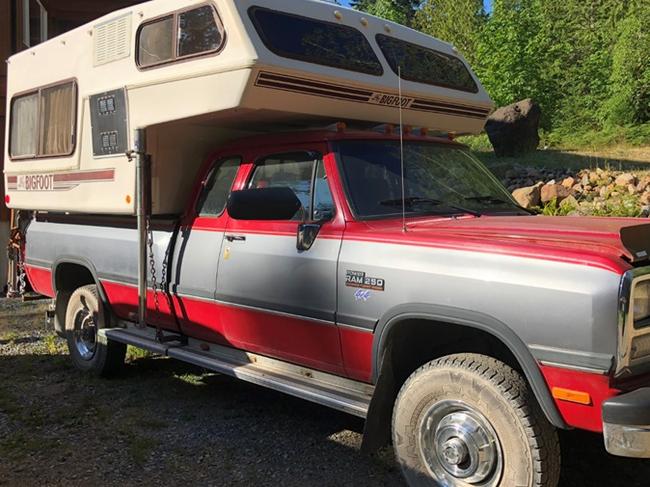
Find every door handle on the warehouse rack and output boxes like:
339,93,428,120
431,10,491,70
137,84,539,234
225,234,246,242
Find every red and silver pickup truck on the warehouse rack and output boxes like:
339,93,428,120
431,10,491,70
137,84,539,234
22,129,650,486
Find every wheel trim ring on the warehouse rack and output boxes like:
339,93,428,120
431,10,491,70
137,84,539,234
73,307,97,360
418,399,503,486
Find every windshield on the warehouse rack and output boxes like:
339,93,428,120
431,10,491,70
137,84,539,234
336,140,523,219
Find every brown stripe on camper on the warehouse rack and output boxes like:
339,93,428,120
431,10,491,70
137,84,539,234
255,71,491,120
6,169,115,191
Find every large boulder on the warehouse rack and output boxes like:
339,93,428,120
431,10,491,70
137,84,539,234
485,99,541,157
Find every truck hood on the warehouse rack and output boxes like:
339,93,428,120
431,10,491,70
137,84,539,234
375,215,650,269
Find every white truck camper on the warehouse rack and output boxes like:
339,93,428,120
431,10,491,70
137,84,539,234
3,0,493,216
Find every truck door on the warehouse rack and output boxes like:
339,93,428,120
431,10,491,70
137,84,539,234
216,147,346,375
170,156,241,344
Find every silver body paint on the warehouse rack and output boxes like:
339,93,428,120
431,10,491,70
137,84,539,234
26,216,622,375
337,240,621,369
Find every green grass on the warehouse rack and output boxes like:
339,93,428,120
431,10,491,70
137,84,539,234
459,123,650,152
126,345,154,361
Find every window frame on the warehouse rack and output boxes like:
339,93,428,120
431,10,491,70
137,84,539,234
375,34,479,94
9,78,78,161
247,150,335,222
248,6,384,77
135,2,226,70
195,155,242,218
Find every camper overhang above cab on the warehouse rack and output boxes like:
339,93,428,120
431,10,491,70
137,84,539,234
3,0,494,215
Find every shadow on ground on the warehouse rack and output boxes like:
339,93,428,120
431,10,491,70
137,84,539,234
0,347,649,486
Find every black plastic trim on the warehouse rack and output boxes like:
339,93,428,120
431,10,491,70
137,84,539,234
372,303,568,429
603,388,650,426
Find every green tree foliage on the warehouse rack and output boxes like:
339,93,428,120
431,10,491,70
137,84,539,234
352,0,650,138
350,0,419,25
603,3,650,125
413,0,486,65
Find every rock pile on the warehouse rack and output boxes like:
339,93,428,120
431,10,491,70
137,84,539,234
502,167,650,216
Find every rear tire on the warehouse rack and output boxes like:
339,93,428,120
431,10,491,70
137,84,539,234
392,353,560,487
65,284,125,376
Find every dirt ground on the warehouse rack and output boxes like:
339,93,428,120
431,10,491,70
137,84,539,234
1,298,649,486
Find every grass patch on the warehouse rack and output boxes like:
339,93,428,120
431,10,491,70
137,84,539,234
124,432,158,466
0,432,58,461
126,345,154,361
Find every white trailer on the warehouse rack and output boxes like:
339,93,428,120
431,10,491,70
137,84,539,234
3,0,493,216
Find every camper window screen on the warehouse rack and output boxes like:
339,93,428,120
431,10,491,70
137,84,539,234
178,5,222,57
376,35,478,93
138,16,174,66
10,80,76,159
249,7,383,76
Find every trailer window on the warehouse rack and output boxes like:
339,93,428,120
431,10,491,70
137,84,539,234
9,93,38,157
376,35,478,93
178,5,222,57
249,7,383,76
137,4,224,68
9,80,77,159
198,157,241,217
138,16,174,66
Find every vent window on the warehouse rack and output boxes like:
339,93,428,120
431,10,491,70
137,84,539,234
249,7,383,76
137,4,224,68
376,34,478,93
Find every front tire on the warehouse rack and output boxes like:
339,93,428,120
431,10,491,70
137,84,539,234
392,353,560,487
65,284,126,376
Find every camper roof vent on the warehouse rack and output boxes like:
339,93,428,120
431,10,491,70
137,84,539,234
93,13,132,67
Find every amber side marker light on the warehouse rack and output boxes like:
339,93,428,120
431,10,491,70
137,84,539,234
551,387,592,405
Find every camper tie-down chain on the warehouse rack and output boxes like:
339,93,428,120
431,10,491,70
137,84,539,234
7,227,26,297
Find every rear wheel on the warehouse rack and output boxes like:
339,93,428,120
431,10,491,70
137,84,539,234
65,284,125,376
392,353,560,487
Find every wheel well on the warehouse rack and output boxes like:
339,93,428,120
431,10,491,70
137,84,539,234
52,262,103,335
362,318,558,453
385,319,522,388
54,263,96,293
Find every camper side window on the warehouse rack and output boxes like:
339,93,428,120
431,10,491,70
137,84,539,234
137,4,224,68
197,157,241,217
9,80,77,159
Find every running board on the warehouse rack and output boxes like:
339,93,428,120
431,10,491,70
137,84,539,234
99,327,373,418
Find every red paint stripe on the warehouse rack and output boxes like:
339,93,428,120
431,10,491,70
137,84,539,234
24,265,54,297
53,169,115,182
539,364,620,432
7,176,17,183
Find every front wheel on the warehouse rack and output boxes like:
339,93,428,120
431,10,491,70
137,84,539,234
392,353,560,487
65,284,126,376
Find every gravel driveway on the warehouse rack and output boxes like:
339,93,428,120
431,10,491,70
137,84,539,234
1,298,648,486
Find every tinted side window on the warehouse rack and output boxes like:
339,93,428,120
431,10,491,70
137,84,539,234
376,34,478,93
249,7,383,76
138,16,174,66
197,157,241,216
178,5,223,57
248,153,335,221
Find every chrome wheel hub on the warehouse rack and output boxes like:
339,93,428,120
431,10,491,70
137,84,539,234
73,306,97,361
419,400,503,486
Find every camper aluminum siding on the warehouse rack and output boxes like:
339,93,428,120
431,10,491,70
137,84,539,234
3,0,493,215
